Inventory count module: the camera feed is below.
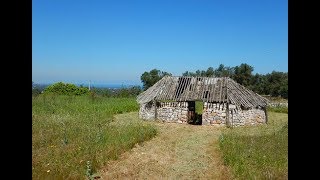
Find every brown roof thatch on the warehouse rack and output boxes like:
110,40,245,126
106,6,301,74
137,76,269,108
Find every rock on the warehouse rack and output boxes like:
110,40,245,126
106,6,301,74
257,118,264,123
211,112,217,116
202,120,210,125
229,104,236,109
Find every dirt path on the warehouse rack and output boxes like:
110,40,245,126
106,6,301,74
99,112,233,179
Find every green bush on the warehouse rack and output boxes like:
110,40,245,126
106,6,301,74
44,82,89,96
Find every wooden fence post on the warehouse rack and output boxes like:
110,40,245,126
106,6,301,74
154,100,157,120
226,103,231,128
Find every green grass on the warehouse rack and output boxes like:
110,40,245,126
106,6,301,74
219,112,288,180
195,101,204,114
32,94,157,179
267,106,288,114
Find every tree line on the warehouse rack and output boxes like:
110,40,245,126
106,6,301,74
140,63,288,99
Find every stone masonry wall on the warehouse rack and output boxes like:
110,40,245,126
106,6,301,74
202,102,266,126
139,101,189,123
140,101,266,126
232,108,266,126
202,102,228,126
139,101,155,120
157,102,189,123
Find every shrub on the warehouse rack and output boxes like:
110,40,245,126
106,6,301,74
44,82,89,96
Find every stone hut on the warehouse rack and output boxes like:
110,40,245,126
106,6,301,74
137,76,269,127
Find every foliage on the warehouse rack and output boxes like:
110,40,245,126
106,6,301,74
219,112,288,179
232,63,254,87
267,106,288,114
179,63,287,99
44,82,89,96
195,101,203,114
90,86,142,98
140,69,172,90
32,95,157,179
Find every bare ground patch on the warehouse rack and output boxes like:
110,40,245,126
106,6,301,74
99,112,233,179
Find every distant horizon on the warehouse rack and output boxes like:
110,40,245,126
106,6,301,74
33,81,143,88
33,66,287,86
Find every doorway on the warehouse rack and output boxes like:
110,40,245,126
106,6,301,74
187,101,203,125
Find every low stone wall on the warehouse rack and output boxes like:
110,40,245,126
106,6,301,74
157,102,188,123
235,108,266,126
139,101,189,123
139,101,266,126
202,102,266,126
202,102,228,126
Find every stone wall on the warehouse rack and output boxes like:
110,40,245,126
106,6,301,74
139,101,155,120
139,101,189,123
202,102,266,126
157,102,189,123
202,102,228,126
139,101,266,126
232,108,266,126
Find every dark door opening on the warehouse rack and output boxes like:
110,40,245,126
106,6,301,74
187,101,203,125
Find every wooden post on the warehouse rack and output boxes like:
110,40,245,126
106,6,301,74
154,100,157,120
226,102,230,128
225,78,232,128
264,107,268,124
231,109,234,127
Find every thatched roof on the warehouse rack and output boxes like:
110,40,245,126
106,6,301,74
137,76,269,108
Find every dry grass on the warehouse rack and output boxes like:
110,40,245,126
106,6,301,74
100,112,233,179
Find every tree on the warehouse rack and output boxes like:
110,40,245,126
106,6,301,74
140,69,172,90
182,67,214,77
232,63,254,86
205,67,214,77
214,64,234,77
180,63,287,99
266,71,288,98
182,71,197,77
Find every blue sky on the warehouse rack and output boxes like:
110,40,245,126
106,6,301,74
32,0,287,85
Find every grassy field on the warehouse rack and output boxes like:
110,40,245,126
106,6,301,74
32,95,157,179
219,112,288,179
267,105,288,114
99,112,233,179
